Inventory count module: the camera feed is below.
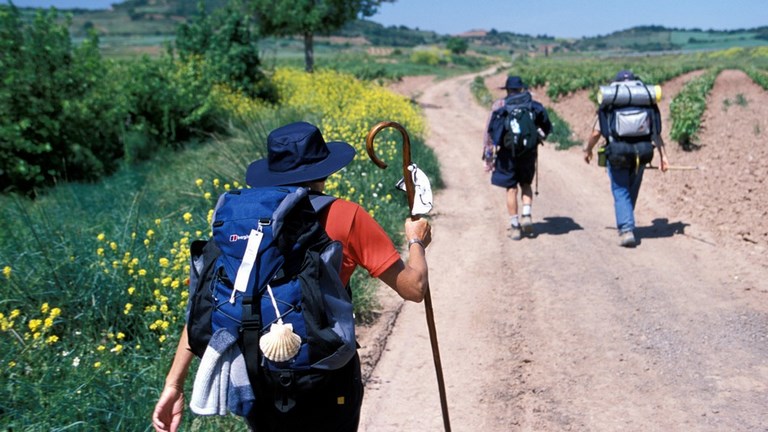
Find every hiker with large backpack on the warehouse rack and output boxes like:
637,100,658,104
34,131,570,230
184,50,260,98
151,121,433,432
484,75,552,240
583,69,671,247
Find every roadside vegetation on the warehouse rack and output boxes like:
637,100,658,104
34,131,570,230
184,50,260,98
2,1,768,430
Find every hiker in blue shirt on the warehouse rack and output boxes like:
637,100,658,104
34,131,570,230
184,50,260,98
483,75,552,240
583,70,670,247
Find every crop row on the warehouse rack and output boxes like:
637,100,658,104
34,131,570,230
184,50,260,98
742,67,768,91
512,55,705,101
668,68,721,147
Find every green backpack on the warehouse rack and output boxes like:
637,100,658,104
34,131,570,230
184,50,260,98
500,92,540,157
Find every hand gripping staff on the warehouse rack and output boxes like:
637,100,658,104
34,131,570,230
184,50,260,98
365,121,451,432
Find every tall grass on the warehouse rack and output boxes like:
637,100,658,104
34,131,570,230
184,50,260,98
0,67,439,431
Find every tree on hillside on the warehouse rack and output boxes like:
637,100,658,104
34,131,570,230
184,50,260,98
174,0,276,101
446,37,468,55
247,0,394,72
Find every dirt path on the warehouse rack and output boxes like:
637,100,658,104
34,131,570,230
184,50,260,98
357,68,768,431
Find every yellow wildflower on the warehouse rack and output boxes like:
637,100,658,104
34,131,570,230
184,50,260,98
195,178,204,187
49,308,61,318
97,345,106,351
41,303,49,314
46,335,59,344
183,212,192,223
158,258,170,268
110,344,123,353
97,233,105,242
28,319,42,332
94,362,101,368
116,332,125,340
138,269,147,277
127,287,135,295
109,242,117,251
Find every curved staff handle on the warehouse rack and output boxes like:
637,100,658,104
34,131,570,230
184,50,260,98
365,121,416,217
365,121,451,432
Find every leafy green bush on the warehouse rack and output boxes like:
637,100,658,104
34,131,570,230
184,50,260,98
446,37,468,54
470,75,494,107
545,109,580,150
0,6,124,193
0,2,277,195
410,47,450,66
173,0,277,102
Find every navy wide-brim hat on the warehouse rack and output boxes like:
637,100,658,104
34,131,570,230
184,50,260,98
245,122,356,187
499,75,527,90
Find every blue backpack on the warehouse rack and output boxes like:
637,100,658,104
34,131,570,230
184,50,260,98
186,186,356,414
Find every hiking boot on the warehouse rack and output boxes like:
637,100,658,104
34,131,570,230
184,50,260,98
508,225,522,241
619,230,636,248
520,215,534,236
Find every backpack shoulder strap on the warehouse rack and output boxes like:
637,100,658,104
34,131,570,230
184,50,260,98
597,106,613,140
309,192,336,213
651,104,662,135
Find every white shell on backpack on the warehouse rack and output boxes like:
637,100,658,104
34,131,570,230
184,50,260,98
259,322,301,362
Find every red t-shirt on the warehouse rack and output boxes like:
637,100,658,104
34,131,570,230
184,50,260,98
320,199,401,286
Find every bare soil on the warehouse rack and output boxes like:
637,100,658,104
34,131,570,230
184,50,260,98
355,67,768,431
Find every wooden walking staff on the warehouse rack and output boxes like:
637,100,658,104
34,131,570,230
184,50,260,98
365,121,452,432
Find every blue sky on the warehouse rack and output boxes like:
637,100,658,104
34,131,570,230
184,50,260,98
6,0,768,38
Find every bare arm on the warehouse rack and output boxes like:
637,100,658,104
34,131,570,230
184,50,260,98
653,134,670,172
152,326,195,432
378,218,432,303
583,127,603,164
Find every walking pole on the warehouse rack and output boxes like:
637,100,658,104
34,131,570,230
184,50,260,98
646,164,699,171
365,121,451,432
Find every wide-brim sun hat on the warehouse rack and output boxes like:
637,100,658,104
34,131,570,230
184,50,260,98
499,75,527,90
245,121,356,187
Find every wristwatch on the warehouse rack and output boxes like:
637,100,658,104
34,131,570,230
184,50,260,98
407,238,425,248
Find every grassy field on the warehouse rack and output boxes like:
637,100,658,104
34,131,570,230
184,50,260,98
0,66,440,431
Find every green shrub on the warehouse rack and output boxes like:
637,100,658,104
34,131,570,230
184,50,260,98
410,47,450,66
0,5,123,193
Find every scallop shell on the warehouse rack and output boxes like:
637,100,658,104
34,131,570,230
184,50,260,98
259,322,301,362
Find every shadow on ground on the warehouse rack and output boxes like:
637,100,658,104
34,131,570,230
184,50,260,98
635,218,690,240
533,216,583,236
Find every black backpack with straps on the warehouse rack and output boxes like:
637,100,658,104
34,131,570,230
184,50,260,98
488,91,540,158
